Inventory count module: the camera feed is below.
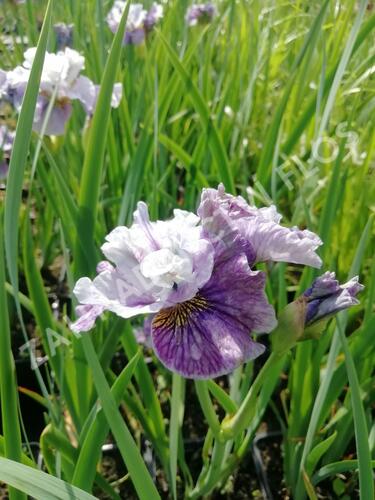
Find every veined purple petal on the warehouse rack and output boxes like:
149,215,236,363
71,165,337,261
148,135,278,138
240,219,322,268
198,186,256,264
198,184,322,268
151,252,276,379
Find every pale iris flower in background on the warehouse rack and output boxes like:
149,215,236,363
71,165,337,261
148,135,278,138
107,2,163,45
1,47,122,136
186,3,217,27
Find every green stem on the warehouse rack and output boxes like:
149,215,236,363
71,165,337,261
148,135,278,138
169,374,185,500
195,380,222,440
188,439,227,499
221,352,283,439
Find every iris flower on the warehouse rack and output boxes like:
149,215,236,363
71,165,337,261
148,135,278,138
1,47,122,136
186,3,217,27
71,185,325,378
107,2,163,45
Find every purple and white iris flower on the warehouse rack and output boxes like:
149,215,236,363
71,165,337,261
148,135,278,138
186,3,217,27
304,272,363,326
107,2,163,45
2,47,122,136
71,185,326,379
0,125,15,179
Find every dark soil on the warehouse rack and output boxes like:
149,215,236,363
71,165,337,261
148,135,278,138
6,267,359,499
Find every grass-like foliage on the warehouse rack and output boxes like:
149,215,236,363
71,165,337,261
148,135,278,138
0,0,374,499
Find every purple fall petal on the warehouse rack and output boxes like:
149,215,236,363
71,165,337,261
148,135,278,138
151,252,276,379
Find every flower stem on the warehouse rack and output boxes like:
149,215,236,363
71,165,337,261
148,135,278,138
188,439,227,499
221,352,284,439
194,380,222,440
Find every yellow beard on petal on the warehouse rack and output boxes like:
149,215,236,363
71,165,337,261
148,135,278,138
153,294,209,330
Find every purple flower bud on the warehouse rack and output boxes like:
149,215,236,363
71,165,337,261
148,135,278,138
304,272,364,326
186,3,217,27
271,272,364,353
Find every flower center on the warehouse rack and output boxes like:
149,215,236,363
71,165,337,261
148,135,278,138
153,294,209,330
